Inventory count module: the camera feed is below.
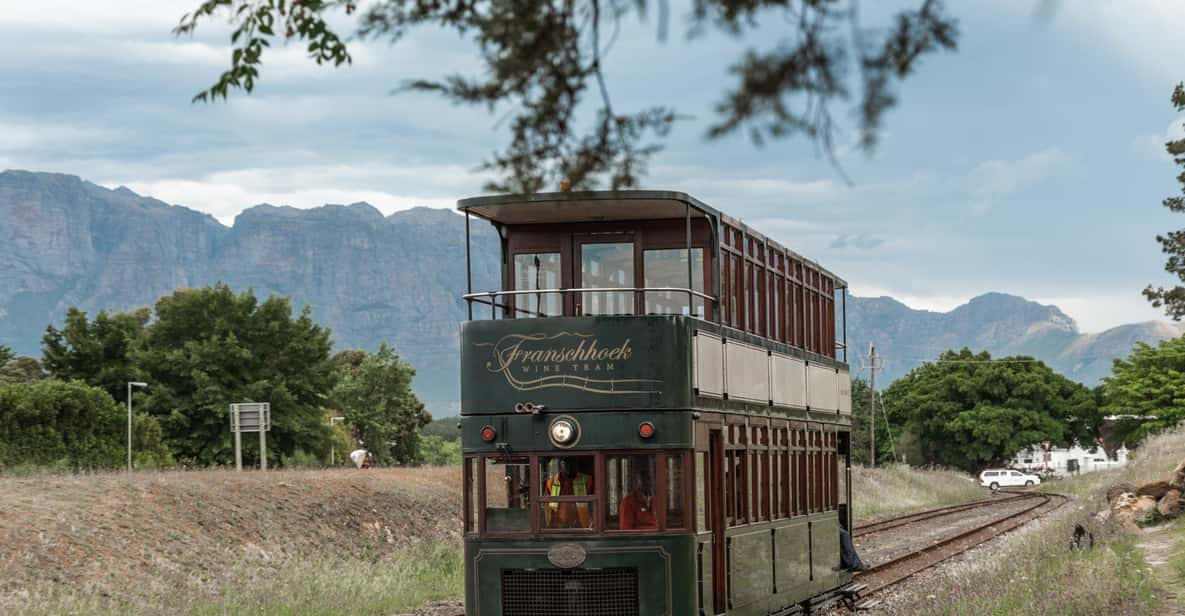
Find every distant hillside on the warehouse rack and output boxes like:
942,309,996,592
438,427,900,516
1,170,1179,413
845,293,1185,385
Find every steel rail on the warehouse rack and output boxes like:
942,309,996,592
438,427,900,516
853,491,1039,538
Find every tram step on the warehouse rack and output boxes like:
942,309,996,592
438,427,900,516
854,598,883,610
839,582,868,595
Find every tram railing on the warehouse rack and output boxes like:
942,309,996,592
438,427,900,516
462,287,716,320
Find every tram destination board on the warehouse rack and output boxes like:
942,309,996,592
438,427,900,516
460,315,692,413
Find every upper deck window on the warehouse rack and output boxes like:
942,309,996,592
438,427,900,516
580,242,634,316
644,248,704,317
513,252,562,318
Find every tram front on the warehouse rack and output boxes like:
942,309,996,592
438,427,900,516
460,316,699,616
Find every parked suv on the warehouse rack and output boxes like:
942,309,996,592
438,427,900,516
979,468,1041,490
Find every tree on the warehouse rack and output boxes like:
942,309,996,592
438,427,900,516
0,380,170,470
881,348,1099,473
41,307,151,403
1146,83,1185,317
134,283,337,466
0,357,49,384
418,434,462,466
1100,336,1185,443
422,415,461,442
0,344,13,365
332,343,431,465
175,0,957,192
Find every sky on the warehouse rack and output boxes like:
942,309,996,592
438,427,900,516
1,1,1183,333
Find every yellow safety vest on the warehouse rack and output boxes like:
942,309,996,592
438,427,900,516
549,473,589,507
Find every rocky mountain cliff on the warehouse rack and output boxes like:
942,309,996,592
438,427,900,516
0,170,498,410
2,170,1180,412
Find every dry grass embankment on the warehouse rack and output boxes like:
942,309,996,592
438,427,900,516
0,467,463,615
851,464,986,521
882,427,1185,615
0,462,997,615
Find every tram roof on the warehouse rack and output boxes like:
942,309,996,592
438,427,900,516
457,190,718,225
457,190,846,287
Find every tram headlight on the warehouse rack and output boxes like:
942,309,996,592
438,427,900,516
549,417,580,448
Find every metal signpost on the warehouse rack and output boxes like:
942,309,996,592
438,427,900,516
230,402,271,471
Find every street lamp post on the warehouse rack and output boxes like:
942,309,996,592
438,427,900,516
329,416,345,466
127,381,147,472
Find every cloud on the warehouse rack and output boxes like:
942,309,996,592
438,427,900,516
103,161,491,224
962,147,1070,213
829,233,885,251
1132,117,1185,162
1055,1,1185,84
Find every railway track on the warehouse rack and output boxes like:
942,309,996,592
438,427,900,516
846,490,1068,609
439,492,1066,615
852,491,1040,538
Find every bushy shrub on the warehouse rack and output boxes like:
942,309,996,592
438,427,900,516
0,380,170,470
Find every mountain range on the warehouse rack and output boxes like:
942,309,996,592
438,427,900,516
2,170,1180,412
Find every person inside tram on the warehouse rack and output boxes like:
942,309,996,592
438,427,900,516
619,469,658,530
545,458,594,528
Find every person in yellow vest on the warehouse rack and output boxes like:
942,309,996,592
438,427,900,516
546,458,594,528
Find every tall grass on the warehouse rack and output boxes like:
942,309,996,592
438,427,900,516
851,464,986,519
4,542,463,616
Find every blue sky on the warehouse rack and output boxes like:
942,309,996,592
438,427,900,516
1,1,1183,332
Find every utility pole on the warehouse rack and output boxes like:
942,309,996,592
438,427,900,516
861,344,884,468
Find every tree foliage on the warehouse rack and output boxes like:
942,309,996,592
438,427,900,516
176,0,957,191
0,380,170,470
42,307,150,403
0,357,49,384
134,284,337,466
881,348,1099,473
0,344,13,365
1146,83,1185,317
1101,336,1185,442
332,343,430,465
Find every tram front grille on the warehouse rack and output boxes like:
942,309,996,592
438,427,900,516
501,567,640,616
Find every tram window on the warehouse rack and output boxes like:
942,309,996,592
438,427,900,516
605,454,658,531
484,457,530,533
539,455,597,530
513,253,562,317
465,457,478,533
581,242,634,316
695,452,708,531
644,248,705,317
666,453,687,529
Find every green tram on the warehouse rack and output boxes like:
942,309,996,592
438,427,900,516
458,191,854,616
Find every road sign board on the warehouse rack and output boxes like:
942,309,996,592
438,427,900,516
231,403,270,432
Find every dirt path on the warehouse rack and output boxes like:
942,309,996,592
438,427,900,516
1137,524,1184,615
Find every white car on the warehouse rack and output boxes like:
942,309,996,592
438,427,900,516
979,468,1041,490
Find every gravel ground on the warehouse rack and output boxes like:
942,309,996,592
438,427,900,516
853,495,1046,567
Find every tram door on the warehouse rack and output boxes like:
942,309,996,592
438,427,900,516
709,429,727,614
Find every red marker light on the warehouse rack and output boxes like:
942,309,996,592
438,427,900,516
481,426,497,442
638,422,656,439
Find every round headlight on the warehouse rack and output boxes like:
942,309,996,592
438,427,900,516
548,416,580,448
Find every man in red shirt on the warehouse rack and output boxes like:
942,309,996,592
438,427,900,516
619,471,658,530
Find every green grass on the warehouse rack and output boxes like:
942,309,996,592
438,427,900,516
851,463,986,519
4,542,463,616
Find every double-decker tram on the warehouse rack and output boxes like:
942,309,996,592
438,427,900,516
458,191,854,616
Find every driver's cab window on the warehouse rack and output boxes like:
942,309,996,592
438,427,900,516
539,456,597,530
606,454,658,531
485,457,530,532
513,253,562,318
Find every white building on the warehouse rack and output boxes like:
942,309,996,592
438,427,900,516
1008,442,1128,476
